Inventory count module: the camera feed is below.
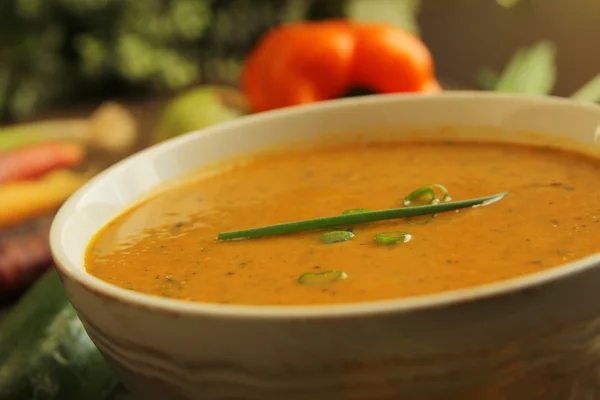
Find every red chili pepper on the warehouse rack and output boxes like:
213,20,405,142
0,141,85,183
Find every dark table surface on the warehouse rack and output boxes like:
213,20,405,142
0,306,9,322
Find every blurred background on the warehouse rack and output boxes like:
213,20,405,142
1,1,600,398
1,0,598,124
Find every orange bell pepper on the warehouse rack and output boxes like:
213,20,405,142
242,20,440,113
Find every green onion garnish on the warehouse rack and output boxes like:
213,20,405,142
297,270,347,285
403,184,450,206
374,231,412,245
217,191,507,241
322,231,355,244
342,208,371,215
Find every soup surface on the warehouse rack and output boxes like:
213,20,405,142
86,139,600,305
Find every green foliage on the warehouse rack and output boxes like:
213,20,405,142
476,39,600,104
475,41,557,95
570,74,600,103
346,0,421,35
493,41,556,95
0,0,296,122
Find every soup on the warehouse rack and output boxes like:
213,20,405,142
86,139,600,306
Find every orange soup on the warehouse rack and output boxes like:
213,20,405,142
86,139,600,305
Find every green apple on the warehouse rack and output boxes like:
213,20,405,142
153,85,249,143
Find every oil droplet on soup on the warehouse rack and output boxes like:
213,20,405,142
86,140,600,305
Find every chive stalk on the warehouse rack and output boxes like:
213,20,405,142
217,191,507,241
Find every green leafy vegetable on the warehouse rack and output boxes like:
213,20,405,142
217,191,507,241
321,231,355,244
297,270,347,285
478,41,557,95
374,231,412,245
496,41,556,94
570,74,600,103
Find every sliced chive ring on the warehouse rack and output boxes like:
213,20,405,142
403,184,451,207
431,184,451,202
297,270,348,285
374,231,412,245
403,186,436,206
321,230,355,244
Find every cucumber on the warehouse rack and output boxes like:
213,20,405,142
0,270,122,400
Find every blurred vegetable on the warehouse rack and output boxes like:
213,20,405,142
476,41,556,95
0,121,87,152
0,169,87,230
350,22,440,93
0,270,119,399
242,20,439,112
0,222,52,296
0,102,137,153
85,102,138,153
0,142,85,183
154,85,249,143
570,74,600,103
243,20,354,112
477,40,600,104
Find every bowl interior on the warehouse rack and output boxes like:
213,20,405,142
50,92,600,314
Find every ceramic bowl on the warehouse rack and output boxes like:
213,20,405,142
51,92,600,400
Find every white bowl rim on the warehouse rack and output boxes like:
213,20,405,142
50,91,600,320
